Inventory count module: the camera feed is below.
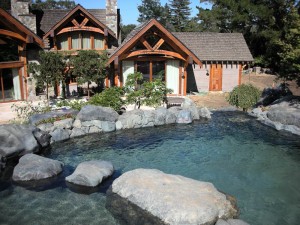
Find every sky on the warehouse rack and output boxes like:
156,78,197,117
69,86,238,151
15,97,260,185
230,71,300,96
76,0,211,25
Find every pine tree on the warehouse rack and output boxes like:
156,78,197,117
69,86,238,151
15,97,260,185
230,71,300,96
137,0,164,23
169,0,192,31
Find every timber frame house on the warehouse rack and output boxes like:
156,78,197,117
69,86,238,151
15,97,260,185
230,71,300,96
0,0,253,103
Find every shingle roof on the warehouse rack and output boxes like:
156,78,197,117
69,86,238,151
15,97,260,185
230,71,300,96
40,9,106,34
172,32,253,62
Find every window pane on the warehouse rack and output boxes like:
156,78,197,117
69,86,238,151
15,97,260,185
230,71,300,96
137,61,150,82
152,61,165,81
82,33,91,49
57,34,68,50
94,33,104,49
71,32,80,49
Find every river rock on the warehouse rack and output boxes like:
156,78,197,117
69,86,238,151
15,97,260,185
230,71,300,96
70,128,86,138
182,97,200,120
66,160,114,187
50,128,70,143
198,107,212,119
226,219,250,225
107,169,238,225
76,105,119,122
12,154,63,181
176,109,193,124
116,110,147,130
154,107,167,126
53,118,74,129
0,124,43,158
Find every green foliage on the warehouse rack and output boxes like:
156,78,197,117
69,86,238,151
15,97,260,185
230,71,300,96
137,0,164,23
89,87,125,112
31,0,76,10
169,0,192,31
28,51,65,99
10,100,51,124
35,114,75,126
55,99,87,111
71,50,108,96
121,24,136,41
125,72,172,109
226,84,261,111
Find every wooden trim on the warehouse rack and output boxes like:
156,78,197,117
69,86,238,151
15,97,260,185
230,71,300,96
91,34,94,49
0,29,27,42
68,36,72,50
179,65,182,95
0,70,3,100
18,67,24,100
238,64,242,85
121,50,186,61
57,27,104,35
149,61,153,81
140,37,153,50
0,8,44,47
71,19,80,27
153,38,165,50
119,61,123,87
183,68,187,96
80,18,89,27
43,5,116,39
107,19,202,66
0,61,24,69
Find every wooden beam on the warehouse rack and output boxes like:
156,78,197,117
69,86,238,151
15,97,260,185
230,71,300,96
153,38,165,50
80,18,89,27
0,29,26,42
57,26,104,35
71,19,80,27
0,61,24,69
140,37,153,50
121,50,186,61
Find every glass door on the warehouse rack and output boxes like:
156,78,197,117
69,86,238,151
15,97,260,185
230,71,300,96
0,68,21,102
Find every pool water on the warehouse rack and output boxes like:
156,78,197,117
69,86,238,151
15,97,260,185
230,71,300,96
0,112,300,225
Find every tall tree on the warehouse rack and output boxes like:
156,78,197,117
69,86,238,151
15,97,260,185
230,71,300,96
71,50,108,98
169,0,192,31
137,0,164,23
31,0,76,10
28,51,65,99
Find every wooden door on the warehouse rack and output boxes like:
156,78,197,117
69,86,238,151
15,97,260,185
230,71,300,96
209,64,222,91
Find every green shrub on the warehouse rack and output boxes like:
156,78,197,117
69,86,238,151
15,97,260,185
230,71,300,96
55,99,87,111
226,84,261,111
89,87,124,112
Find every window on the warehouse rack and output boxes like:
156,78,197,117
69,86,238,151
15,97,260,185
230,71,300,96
136,61,165,82
56,32,105,50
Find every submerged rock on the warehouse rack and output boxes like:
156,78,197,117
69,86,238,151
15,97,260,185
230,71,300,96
12,154,63,181
66,160,114,187
107,169,238,225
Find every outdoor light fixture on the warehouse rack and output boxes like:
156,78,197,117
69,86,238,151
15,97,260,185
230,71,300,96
206,70,209,76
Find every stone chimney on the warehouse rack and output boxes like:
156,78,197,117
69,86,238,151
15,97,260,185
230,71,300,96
106,0,119,40
11,0,37,34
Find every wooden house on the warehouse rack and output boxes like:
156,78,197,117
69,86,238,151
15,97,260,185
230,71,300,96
0,0,253,103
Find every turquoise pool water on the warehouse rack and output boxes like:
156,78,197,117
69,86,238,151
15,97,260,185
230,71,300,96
0,111,299,225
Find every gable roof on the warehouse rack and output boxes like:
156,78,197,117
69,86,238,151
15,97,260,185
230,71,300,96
0,7,44,47
172,32,253,62
108,19,202,65
43,4,115,39
39,8,106,34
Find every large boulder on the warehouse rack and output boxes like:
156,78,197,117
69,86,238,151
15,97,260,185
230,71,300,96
49,128,70,143
216,219,249,225
198,107,212,119
76,105,119,122
116,109,155,130
176,109,193,124
29,109,78,126
182,97,200,120
66,160,114,187
0,124,50,158
12,154,63,181
107,169,238,225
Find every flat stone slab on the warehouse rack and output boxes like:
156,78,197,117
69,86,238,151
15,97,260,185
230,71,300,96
66,160,114,187
12,154,63,181
108,169,238,225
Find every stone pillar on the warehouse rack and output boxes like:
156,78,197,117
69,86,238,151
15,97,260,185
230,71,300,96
106,0,118,39
11,0,37,34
